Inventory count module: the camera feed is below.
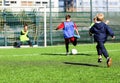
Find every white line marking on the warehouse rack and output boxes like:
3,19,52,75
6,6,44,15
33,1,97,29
0,45,39,49
8,49,120,57
79,49,120,53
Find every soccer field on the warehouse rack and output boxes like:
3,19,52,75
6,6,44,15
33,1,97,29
0,43,120,83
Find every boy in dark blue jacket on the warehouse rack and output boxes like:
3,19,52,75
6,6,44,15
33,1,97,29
89,13,115,67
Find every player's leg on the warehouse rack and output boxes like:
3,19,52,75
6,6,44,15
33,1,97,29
98,42,109,58
13,42,17,47
96,43,102,63
98,41,112,67
16,41,21,48
65,38,70,55
27,40,33,47
70,37,77,46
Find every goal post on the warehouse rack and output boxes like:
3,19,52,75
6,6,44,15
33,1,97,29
0,6,47,47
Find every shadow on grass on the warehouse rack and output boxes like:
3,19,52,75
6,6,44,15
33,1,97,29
41,53,66,56
41,53,93,56
64,62,100,67
75,53,93,56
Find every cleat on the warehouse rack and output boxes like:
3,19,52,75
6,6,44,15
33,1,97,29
98,58,102,63
107,58,112,67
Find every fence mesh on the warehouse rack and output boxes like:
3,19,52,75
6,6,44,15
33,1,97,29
0,6,120,46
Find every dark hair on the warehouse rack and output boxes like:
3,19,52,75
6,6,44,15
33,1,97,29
24,23,28,27
65,14,71,20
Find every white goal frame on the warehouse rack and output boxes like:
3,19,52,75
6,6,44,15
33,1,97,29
0,6,47,47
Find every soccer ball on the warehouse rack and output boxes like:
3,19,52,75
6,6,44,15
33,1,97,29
71,49,78,55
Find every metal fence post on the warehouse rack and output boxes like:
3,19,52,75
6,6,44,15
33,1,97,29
49,0,53,45
3,9,7,46
90,0,93,24
90,0,94,43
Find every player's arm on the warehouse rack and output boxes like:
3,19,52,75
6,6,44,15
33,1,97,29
105,25,115,39
56,22,64,30
104,20,115,39
21,30,24,35
26,33,30,39
74,23,80,36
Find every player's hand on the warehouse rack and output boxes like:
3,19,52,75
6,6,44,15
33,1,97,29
105,20,110,24
89,32,92,36
112,36,115,39
55,28,58,30
54,29,57,30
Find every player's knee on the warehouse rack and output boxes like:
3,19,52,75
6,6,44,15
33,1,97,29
73,42,77,46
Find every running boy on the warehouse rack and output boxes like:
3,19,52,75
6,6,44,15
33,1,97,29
56,15,80,55
89,13,115,67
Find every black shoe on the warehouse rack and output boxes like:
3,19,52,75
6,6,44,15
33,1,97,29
98,58,102,63
107,58,112,67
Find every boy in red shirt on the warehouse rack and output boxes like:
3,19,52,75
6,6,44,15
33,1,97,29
56,15,80,55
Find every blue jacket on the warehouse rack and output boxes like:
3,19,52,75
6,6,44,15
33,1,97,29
63,21,75,38
89,22,114,42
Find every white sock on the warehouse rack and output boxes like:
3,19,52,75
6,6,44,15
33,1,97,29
107,57,109,60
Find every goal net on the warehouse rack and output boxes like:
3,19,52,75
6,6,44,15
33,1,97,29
0,6,47,47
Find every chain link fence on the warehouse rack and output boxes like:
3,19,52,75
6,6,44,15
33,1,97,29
0,6,120,46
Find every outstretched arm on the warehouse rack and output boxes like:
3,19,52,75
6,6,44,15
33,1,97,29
56,22,64,30
106,25,115,39
75,28,80,36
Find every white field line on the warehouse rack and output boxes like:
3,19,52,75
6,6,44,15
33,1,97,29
0,43,120,49
79,49,120,53
0,45,39,49
53,49,120,54
7,49,120,57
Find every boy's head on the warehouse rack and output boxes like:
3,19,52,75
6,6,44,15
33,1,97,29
65,14,71,20
23,23,28,32
96,13,104,21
